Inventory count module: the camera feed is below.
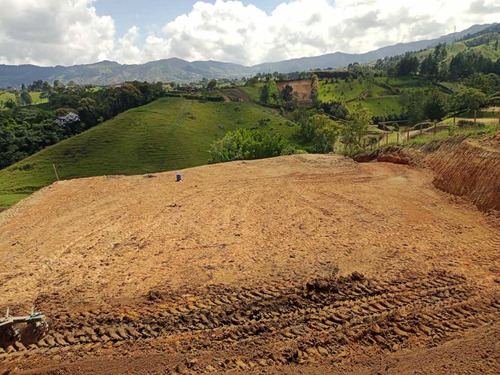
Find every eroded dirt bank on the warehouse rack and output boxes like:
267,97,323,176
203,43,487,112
429,134,500,211
0,154,499,374
357,132,500,212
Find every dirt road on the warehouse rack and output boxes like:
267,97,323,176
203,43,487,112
0,154,499,374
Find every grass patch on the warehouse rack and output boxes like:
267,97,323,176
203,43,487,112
239,82,280,104
0,97,299,207
319,79,390,102
347,96,402,117
405,121,500,146
0,91,48,108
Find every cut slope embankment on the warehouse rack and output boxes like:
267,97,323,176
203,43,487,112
356,132,500,212
428,134,500,211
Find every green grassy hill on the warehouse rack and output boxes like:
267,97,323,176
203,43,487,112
318,76,443,117
0,91,48,108
416,32,500,62
0,97,298,207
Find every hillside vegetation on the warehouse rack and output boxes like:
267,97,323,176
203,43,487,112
0,97,297,207
0,91,48,108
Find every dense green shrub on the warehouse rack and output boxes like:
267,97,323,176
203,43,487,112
209,128,295,163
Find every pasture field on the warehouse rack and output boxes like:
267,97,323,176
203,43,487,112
0,91,48,108
0,97,299,207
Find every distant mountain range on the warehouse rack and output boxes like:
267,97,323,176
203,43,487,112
0,23,495,87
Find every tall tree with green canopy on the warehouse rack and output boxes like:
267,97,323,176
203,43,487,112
453,88,487,113
260,84,270,104
311,73,320,101
424,90,447,122
341,105,373,151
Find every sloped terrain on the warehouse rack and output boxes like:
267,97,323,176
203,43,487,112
0,97,297,207
355,132,500,212
0,154,499,374
430,133,500,211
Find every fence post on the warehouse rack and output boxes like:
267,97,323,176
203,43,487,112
52,164,60,182
474,110,477,124
407,129,410,142
434,120,437,135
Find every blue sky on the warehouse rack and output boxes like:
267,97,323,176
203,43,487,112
95,0,285,38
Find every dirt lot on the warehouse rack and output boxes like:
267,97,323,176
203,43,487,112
0,154,499,374
276,79,312,101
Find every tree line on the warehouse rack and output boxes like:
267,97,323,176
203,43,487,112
0,81,165,169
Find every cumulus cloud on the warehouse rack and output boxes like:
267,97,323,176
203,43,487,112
0,0,115,66
1,0,499,66
113,0,500,66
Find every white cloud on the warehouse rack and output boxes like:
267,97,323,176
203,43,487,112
0,0,114,66
117,0,500,66
1,0,499,66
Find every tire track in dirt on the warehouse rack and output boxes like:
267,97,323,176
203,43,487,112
2,271,499,373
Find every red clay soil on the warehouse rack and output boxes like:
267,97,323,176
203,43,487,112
430,133,500,211
359,132,500,212
276,79,312,101
0,154,499,374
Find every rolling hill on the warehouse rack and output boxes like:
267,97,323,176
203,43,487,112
0,97,298,207
0,24,495,87
318,76,448,117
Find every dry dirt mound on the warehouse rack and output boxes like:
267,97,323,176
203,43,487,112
0,154,499,374
377,146,411,165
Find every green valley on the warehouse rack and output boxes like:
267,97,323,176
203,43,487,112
0,97,298,207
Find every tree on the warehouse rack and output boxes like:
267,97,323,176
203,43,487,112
5,98,17,109
260,84,270,104
53,80,64,89
399,90,426,125
424,90,447,121
297,114,339,153
207,80,217,91
311,73,320,100
209,128,294,163
433,43,448,62
396,54,419,76
20,90,32,106
310,116,339,153
453,88,487,113
464,72,500,95
281,84,294,102
420,54,439,77
77,97,98,128
341,105,373,151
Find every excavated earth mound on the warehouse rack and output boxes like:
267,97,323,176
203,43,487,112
0,154,499,374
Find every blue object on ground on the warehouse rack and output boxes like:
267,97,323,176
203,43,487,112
176,173,182,182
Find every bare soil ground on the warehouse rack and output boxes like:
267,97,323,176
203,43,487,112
0,154,499,374
276,80,312,101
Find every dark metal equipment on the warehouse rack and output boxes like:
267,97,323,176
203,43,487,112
0,307,51,348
